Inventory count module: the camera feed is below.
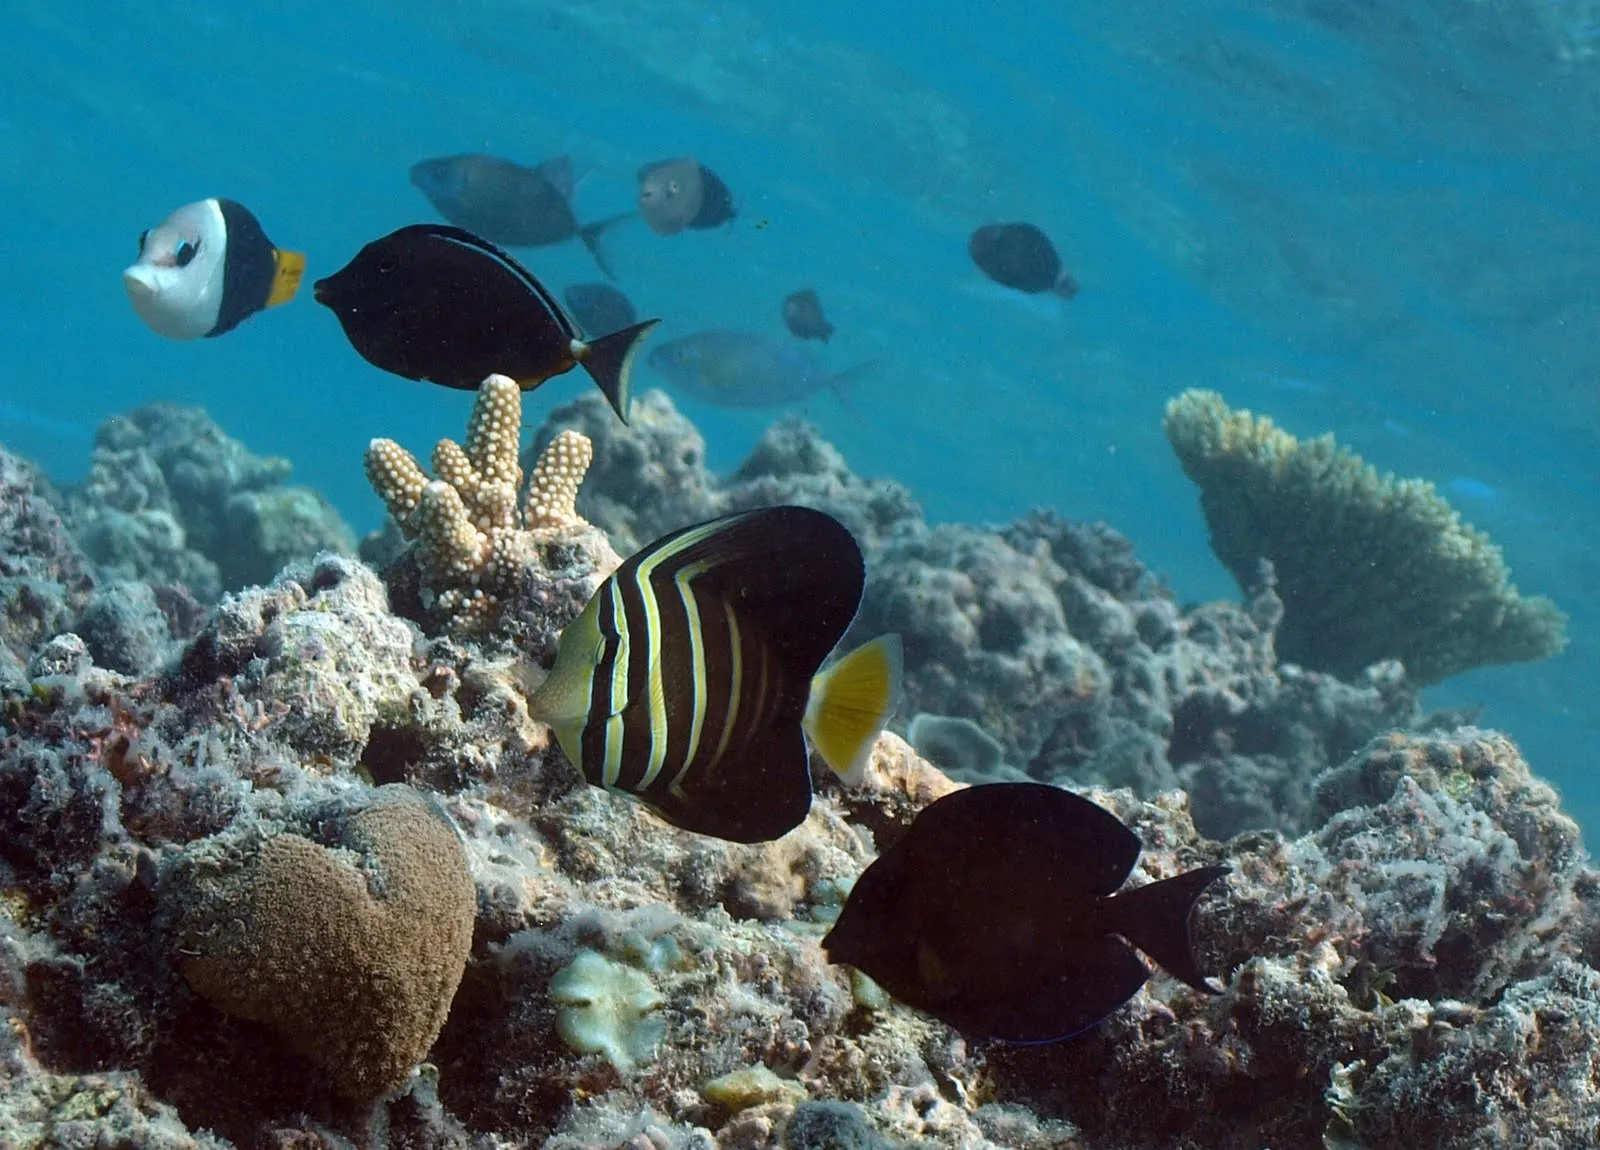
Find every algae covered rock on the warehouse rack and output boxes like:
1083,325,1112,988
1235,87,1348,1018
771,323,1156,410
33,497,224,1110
1163,388,1566,685
160,785,476,1100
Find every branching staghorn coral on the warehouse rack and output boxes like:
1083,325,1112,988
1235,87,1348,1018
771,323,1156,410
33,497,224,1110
1163,389,1566,685
366,373,594,634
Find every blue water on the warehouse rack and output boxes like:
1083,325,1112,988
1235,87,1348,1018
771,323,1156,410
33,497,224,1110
5,0,1599,826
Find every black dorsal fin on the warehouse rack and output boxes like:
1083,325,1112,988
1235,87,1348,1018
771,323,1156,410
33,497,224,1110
637,506,864,681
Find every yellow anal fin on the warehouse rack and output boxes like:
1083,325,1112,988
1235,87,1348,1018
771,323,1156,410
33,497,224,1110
267,249,307,308
803,633,903,788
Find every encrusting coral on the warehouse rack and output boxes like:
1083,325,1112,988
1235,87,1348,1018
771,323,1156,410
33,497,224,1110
365,373,599,634
1163,388,1567,685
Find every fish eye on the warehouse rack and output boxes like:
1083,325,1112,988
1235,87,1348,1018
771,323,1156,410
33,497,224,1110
667,179,681,195
137,229,149,253
174,240,199,267
376,256,398,275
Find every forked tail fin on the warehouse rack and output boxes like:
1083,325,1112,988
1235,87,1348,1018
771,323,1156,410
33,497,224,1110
803,634,903,787
577,212,634,281
576,318,660,424
1102,865,1230,994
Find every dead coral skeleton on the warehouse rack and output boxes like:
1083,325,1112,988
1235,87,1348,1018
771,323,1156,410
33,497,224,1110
365,373,594,633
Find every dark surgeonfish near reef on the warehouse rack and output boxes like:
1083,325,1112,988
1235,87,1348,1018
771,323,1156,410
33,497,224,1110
526,506,902,843
123,199,305,340
648,330,873,409
636,157,736,236
782,288,834,343
409,153,630,277
313,224,658,423
823,782,1229,1042
563,282,638,339
968,222,1080,298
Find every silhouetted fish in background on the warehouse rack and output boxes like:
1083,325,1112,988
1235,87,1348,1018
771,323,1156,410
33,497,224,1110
637,158,737,236
823,782,1229,1043
969,222,1080,298
410,153,630,277
648,330,873,408
526,506,902,843
563,282,638,338
782,288,834,342
313,224,658,422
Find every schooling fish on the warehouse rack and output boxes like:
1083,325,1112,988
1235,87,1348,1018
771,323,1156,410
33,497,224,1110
968,222,1080,298
782,288,835,343
637,158,737,236
526,506,902,843
823,782,1229,1042
409,153,630,277
648,330,872,409
313,224,658,423
563,282,638,339
122,198,305,340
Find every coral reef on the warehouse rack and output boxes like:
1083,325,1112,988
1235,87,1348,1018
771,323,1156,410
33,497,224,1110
0,387,1596,1147
367,373,619,639
1163,387,1567,685
59,403,354,603
0,447,96,685
546,390,1432,839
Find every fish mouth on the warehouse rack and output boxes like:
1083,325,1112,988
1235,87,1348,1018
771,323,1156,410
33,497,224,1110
121,266,158,300
311,277,331,303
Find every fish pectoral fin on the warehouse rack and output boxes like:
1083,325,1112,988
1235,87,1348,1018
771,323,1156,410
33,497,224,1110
804,634,903,787
267,250,307,308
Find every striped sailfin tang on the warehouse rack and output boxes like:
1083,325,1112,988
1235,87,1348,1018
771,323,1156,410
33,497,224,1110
534,505,869,843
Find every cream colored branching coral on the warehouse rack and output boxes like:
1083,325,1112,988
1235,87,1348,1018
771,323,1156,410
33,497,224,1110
365,374,594,633
1163,388,1566,685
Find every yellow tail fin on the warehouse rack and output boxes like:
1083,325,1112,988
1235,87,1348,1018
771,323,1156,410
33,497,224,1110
804,634,903,787
267,249,307,308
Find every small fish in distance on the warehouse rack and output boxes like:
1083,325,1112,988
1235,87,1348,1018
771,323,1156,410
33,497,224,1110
823,782,1229,1043
782,288,834,342
313,224,658,423
526,506,902,843
968,222,1079,298
636,157,737,236
410,153,630,277
562,282,638,339
648,330,873,409
123,198,305,340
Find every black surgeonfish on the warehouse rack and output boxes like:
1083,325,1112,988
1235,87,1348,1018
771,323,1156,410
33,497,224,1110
123,199,305,340
313,224,658,423
968,222,1080,298
526,506,902,843
409,153,630,277
823,782,1229,1042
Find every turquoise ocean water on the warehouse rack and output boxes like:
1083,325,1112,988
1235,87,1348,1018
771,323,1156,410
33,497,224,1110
5,1,1598,826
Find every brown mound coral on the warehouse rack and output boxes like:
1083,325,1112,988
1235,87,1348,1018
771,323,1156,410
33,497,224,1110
161,785,476,1100
1163,388,1566,685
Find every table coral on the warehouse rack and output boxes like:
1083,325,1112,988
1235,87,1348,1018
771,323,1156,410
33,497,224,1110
366,373,606,635
1163,388,1567,685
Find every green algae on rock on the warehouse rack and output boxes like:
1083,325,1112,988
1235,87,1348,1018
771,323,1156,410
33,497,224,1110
160,785,475,1101
1163,388,1566,685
